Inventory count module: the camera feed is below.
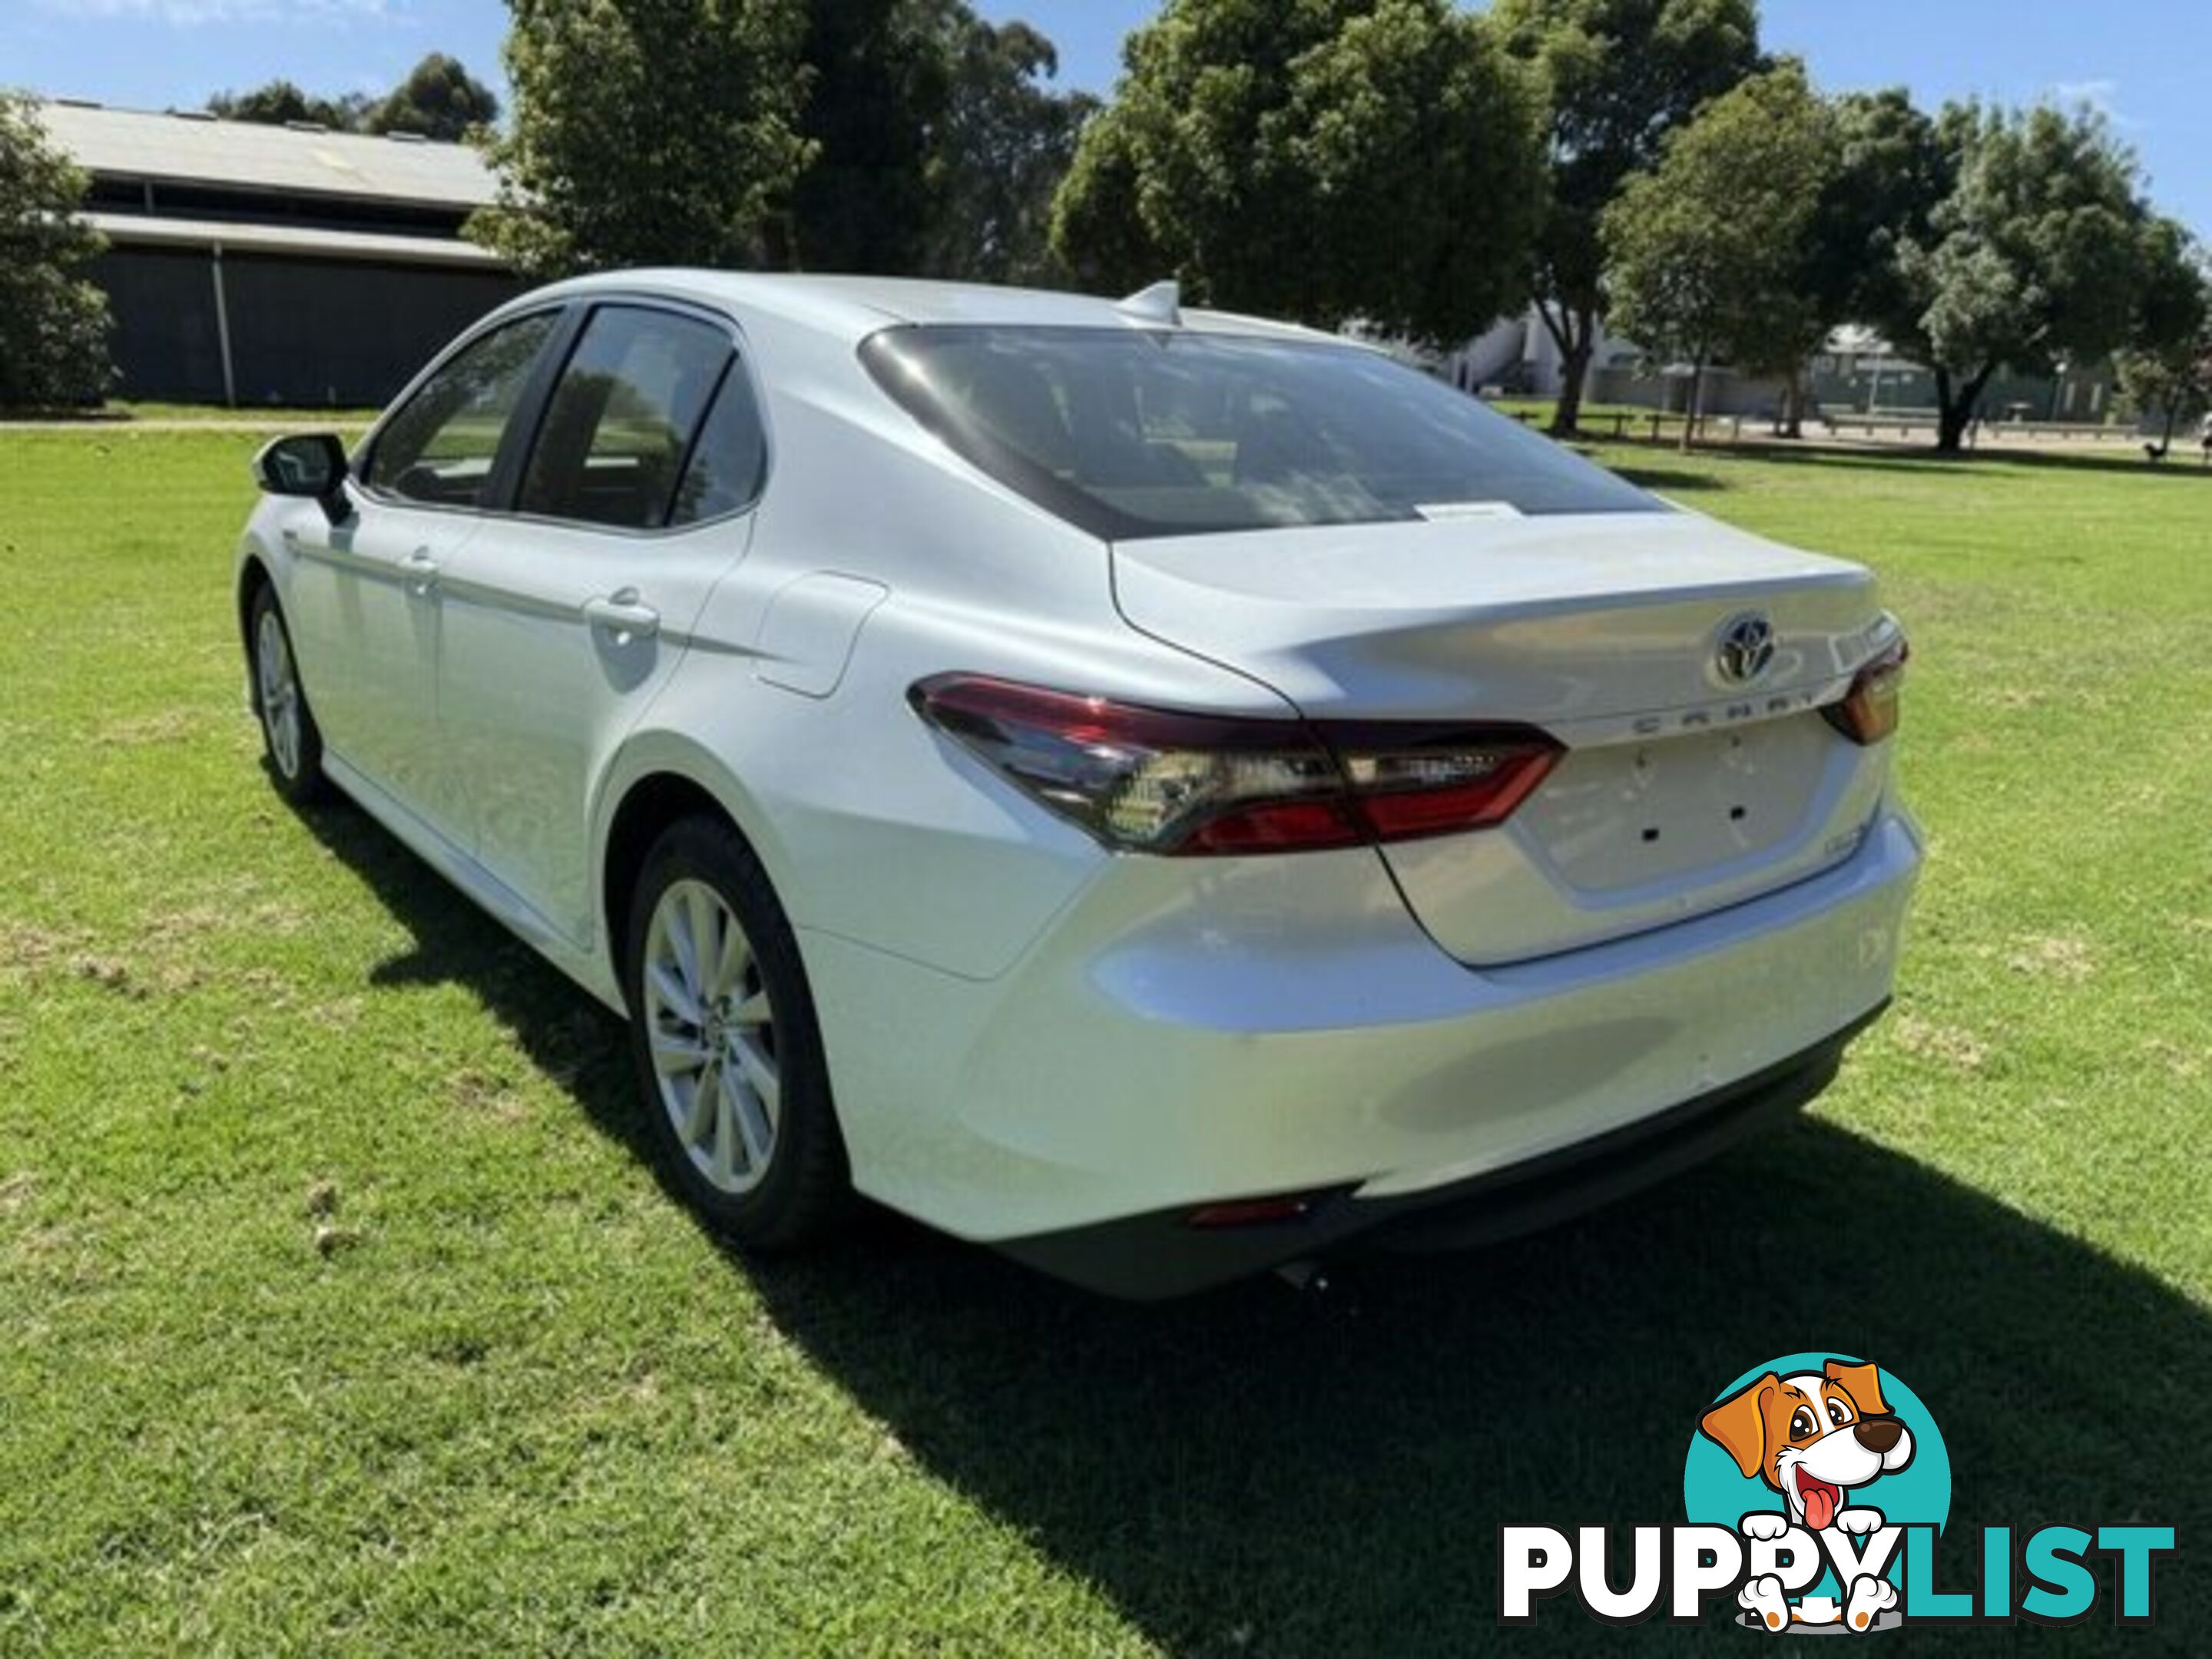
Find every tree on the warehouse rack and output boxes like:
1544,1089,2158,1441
918,17,1097,284
207,56,497,140
1048,103,1155,293
366,53,501,141
206,79,366,131
1886,103,2159,452
780,3,1091,280
1806,91,1951,346
0,93,113,409
469,0,813,280
1049,0,1545,349
1601,63,1834,451
1793,88,1952,435
790,0,951,273
2113,224,2212,457
1492,0,1760,434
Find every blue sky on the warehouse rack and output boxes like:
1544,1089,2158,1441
5,0,2204,237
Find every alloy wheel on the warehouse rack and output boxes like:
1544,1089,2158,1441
256,608,303,779
641,878,780,1195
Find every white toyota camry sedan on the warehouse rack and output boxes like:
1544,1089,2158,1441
236,271,1919,1296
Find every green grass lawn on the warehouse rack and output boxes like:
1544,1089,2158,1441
1,431,2207,1654
115,401,384,426
0,402,382,429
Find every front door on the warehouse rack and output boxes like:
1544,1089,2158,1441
303,307,567,840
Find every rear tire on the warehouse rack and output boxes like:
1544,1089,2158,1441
248,583,326,803
621,815,850,1250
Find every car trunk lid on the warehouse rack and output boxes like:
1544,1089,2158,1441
1111,510,1900,963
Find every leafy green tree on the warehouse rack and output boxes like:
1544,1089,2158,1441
366,53,501,142
1492,0,1760,434
1601,63,1833,450
1048,103,1155,292
919,17,1097,284
784,3,1091,280
206,79,367,131
1804,91,1952,349
0,93,113,409
1050,0,1545,349
1886,103,2159,452
2113,224,2212,456
790,0,950,273
470,0,813,279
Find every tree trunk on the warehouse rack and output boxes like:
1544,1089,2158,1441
1933,362,1995,454
1679,356,1704,453
1540,303,1596,436
1781,368,1806,440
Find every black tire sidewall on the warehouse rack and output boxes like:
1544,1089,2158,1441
621,816,848,1249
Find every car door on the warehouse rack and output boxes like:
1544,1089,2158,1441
435,300,769,945
285,307,566,838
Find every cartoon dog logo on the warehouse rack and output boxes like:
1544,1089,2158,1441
1700,1359,1914,1632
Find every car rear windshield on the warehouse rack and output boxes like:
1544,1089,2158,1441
859,325,1661,540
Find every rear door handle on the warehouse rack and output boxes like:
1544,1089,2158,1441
400,549,440,598
584,589,661,641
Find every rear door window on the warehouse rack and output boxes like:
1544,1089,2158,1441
517,306,731,530
667,362,769,526
365,311,561,508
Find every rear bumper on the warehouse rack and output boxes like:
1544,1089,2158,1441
803,804,1921,1266
996,1004,1882,1296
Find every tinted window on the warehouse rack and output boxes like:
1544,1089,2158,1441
518,306,729,529
668,363,767,526
862,326,1661,539
366,311,561,508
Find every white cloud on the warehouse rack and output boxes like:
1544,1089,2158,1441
2048,78,2145,131
34,0,393,23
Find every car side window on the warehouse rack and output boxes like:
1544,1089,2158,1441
668,359,768,526
364,311,561,508
517,306,730,531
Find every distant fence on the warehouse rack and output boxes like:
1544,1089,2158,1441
1499,401,2146,449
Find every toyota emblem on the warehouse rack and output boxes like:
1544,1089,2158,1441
1714,612,1776,685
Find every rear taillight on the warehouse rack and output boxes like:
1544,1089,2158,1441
1823,638,1909,745
909,674,1558,856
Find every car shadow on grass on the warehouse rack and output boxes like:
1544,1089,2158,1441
294,789,2209,1657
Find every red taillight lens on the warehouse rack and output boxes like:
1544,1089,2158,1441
1186,1192,1331,1228
1823,638,1909,746
909,674,1558,856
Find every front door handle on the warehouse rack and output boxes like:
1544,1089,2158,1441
400,549,440,598
584,588,661,642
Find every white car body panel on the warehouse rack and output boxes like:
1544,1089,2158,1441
803,811,1917,1238
236,269,1922,1290
435,509,748,944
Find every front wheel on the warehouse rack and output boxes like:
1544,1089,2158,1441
248,583,326,802
622,816,850,1249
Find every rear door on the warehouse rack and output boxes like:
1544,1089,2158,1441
434,300,768,945
286,307,565,836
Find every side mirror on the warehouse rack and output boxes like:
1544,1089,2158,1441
253,432,354,525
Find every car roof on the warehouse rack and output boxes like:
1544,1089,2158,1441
524,269,1350,347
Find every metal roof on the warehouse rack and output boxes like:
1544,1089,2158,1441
84,211,507,269
37,99,495,209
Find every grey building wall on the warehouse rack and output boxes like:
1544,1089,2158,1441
93,246,520,406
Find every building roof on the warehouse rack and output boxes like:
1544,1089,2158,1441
36,99,495,209
84,210,507,269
